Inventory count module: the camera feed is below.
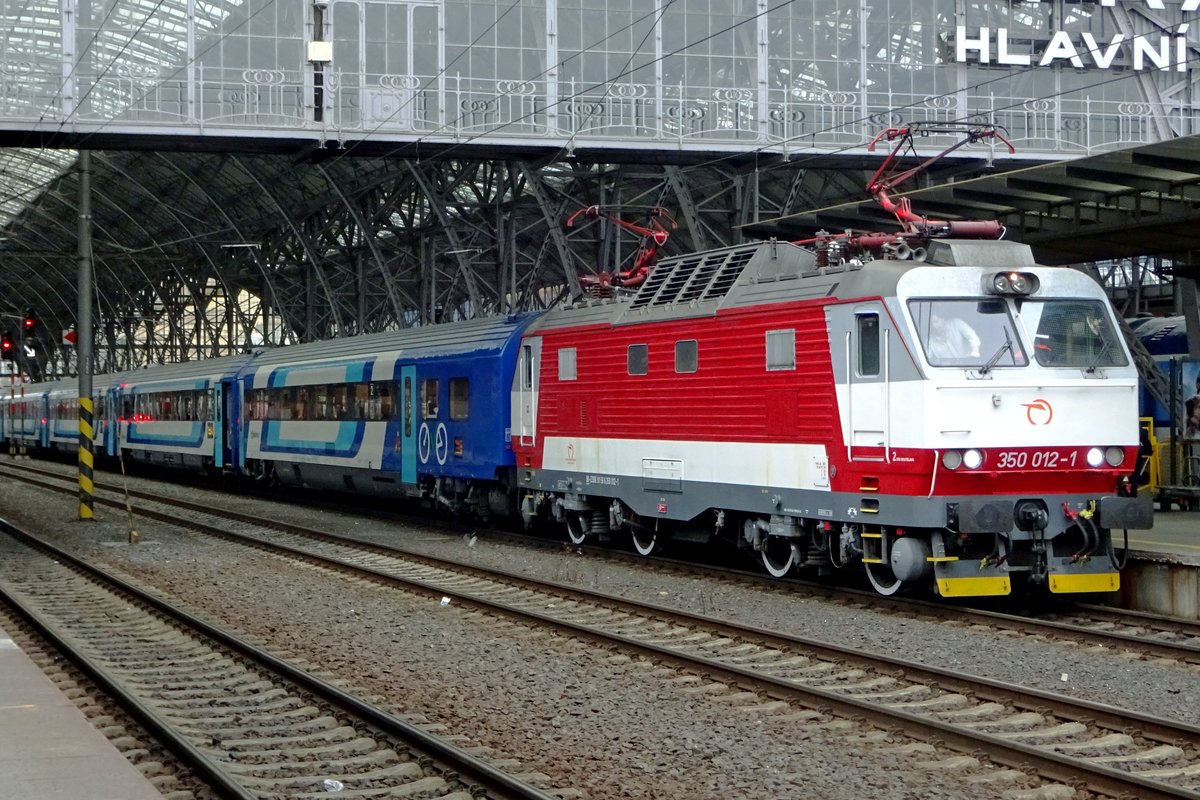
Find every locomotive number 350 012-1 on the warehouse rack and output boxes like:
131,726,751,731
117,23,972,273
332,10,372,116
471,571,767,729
995,449,1078,470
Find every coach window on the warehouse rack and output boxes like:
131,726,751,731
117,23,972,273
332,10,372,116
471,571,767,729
369,382,393,421
350,384,368,419
421,378,440,418
380,383,394,419
765,329,796,371
558,347,577,381
675,339,698,373
450,378,469,420
858,314,880,377
296,388,310,420
628,344,649,375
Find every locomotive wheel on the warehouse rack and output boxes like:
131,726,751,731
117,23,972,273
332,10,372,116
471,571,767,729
864,562,903,596
761,536,795,578
565,512,589,545
630,525,658,556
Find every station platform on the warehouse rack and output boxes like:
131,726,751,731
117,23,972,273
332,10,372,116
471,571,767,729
0,623,162,800
1115,509,1200,619
1128,509,1200,565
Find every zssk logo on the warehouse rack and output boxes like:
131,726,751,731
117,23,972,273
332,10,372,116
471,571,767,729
1022,398,1054,426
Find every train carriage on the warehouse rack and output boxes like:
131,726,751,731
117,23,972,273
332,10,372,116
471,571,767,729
43,379,82,453
0,381,47,452
116,354,256,472
240,313,539,515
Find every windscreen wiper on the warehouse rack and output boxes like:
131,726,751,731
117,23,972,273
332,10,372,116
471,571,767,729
978,328,1014,375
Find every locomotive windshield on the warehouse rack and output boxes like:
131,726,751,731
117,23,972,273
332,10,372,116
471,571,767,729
909,299,1027,368
1021,299,1128,369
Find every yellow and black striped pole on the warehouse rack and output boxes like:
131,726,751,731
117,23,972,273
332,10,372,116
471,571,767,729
77,150,95,522
78,396,94,520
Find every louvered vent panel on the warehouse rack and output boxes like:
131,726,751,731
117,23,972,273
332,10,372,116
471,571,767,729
628,246,758,310
676,253,726,302
700,248,756,301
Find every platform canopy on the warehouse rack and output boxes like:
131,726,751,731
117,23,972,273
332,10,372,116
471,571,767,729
744,134,1200,275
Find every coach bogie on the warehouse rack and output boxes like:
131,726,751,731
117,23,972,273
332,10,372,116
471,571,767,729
427,476,513,522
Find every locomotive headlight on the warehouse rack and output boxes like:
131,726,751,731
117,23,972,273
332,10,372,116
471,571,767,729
1105,446,1125,467
1086,447,1105,467
985,271,1040,296
962,449,983,469
942,450,963,470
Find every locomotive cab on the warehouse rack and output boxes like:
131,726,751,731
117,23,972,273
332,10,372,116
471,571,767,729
838,241,1153,596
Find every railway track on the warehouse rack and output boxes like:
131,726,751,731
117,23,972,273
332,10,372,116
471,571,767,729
5,463,1200,799
6,461,1199,667
0,522,566,800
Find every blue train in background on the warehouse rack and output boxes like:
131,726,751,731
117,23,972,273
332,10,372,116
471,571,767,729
0,313,539,519
1127,315,1200,432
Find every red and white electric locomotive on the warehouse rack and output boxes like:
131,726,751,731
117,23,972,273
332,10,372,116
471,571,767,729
510,237,1152,597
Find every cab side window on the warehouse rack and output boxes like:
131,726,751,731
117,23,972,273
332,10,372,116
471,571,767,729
858,314,880,377
675,340,698,374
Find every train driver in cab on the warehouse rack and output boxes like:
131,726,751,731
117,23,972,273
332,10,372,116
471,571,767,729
928,310,981,360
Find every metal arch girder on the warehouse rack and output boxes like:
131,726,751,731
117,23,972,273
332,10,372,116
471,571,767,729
0,161,136,348
154,153,268,347
517,161,582,298
223,154,341,341
91,153,236,355
404,161,487,313
313,161,416,326
664,165,708,251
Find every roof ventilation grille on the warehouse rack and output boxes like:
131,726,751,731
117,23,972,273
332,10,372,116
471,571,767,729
628,245,757,309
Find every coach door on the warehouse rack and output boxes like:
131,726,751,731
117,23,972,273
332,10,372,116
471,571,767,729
38,394,49,448
400,366,418,483
103,388,118,456
514,338,540,446
848,309,890,461
216,379,242,470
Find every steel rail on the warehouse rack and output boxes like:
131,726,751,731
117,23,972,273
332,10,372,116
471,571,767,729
0,579,259,800
8,462,1200,661
8,464,1200,794
0,519,563,800
8,479,1193,800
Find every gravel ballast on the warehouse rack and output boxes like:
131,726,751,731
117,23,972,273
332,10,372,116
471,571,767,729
3,465,1196,799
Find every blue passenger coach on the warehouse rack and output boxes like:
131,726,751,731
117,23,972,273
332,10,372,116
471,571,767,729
0,381,46,450
117,354,256,471
239,313,540,513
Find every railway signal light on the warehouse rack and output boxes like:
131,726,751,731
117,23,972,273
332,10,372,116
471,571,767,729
23,309,36,333
0,332,13,359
